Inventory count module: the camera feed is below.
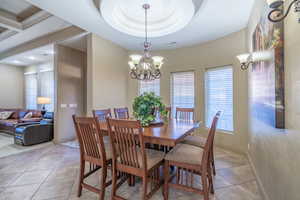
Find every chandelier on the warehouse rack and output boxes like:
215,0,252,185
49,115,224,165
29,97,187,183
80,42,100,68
128,4,164,81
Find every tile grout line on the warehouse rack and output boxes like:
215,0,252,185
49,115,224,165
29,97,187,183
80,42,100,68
29,167,57,199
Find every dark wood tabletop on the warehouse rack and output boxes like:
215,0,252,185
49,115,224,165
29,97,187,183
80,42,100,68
99,119,200,147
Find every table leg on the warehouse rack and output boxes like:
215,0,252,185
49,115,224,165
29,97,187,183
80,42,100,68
127,175,135,186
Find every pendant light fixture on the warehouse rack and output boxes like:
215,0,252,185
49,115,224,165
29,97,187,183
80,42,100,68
128,4,164,81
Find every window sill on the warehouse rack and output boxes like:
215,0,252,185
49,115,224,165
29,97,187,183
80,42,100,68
203,127,234,135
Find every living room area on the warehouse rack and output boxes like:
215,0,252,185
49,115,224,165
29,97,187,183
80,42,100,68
0,45,55,157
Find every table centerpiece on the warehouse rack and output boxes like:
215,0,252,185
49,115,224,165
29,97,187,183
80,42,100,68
133,92,168,127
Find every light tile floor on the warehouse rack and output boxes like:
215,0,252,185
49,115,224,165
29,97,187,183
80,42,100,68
0,132,53,158
0,144,263,200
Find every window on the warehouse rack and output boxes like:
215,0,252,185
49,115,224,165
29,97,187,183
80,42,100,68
24,63,55,111
39,70,55,111
171,71,195,117
205,66,233,132
25,73,38,109
139,79,160,96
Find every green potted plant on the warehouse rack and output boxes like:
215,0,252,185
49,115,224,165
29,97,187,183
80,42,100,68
133,92,168,126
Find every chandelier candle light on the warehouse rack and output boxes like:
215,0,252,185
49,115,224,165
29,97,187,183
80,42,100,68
128,4,164,81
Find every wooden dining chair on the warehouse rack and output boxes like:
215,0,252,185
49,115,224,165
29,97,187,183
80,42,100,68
114,107,129,119
164,111,221,200
93,109,112,122
165,106,172,119
72,115,112,200
182,130,217,175
106,118,165,200
93,109,112,144
175,107,194,121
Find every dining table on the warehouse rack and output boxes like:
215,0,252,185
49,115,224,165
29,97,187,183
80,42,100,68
99,119,201,147
98,118,200,186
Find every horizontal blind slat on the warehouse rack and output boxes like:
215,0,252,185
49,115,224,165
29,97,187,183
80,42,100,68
171,71,195,117
205,67,233,131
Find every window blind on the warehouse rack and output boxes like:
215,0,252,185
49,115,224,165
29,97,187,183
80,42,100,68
139,79,160,96
25,73,38,110
39,70,55,111
205,66,233,132
171,71,195,117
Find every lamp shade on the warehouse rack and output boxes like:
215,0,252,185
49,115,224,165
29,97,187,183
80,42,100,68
37,97,51,105
252,51,272,62
266,0,284,8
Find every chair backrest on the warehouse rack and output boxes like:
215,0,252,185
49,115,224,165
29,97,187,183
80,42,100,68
166,106,172,119
114,107,129,119
201,111,221,168
106,118,146,170
93,109,112,122
175,107,194,121
72,115,107,162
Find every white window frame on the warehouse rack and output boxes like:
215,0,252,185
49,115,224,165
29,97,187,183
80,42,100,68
138,79,160,96
205,65,234,133
171,71,195,117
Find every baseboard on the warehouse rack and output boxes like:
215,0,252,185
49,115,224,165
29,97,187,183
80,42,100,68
247,152,270,200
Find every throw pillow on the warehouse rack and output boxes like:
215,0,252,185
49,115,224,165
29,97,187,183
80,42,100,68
19,111,28,118
0,111,13,120
23,112,33,119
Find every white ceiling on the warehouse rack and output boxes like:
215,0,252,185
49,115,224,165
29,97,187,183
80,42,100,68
27,0,255,50
0,44,54,66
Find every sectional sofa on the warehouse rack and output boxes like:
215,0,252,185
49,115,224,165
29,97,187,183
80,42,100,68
0,109,42,135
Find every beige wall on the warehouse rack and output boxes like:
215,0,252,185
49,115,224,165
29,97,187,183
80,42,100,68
127,30,249,154
54,45,86,143
86,33,128,115
247,0,300,199
0,64,24,108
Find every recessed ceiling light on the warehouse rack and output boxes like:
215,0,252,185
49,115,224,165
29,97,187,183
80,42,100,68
12,60,22,64
28,56,36,60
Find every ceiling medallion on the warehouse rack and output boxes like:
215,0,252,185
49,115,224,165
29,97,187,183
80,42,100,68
100,0,199,37
128,4,163,81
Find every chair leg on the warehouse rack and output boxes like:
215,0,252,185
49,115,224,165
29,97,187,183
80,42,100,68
99,166,107,200
142,176,148,200
207,166,214,194
163,161,169,200
201,170,209,200
77,159,85,197
111,164,117,200
211,149,216,176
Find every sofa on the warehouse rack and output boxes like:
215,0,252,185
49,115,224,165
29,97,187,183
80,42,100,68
14,112,54,146
0,109,42,135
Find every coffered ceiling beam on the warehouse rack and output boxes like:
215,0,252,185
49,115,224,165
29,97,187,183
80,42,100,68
0,26,86,60
22,10,52,29
0,10,52,42
0,11,23,32
0,30,17,41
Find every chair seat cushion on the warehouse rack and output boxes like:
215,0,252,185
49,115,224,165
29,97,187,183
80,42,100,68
142,149,165,170
118,148,165,170
165,144,203,166
182,135,206,148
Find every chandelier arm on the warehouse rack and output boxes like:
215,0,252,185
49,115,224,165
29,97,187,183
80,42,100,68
268,0,297,22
